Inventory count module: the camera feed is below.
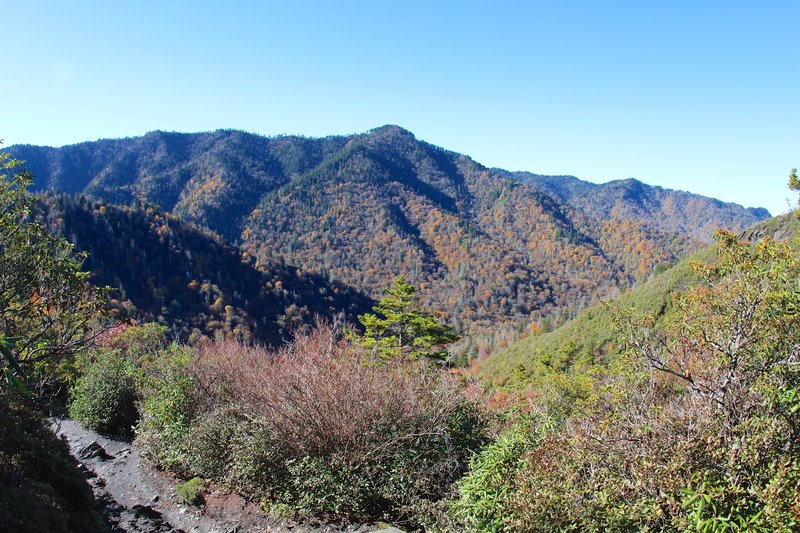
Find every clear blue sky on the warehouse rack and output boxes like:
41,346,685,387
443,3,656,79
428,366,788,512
2,1,798,215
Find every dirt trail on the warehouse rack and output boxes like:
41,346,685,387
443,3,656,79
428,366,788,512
51,418,390,533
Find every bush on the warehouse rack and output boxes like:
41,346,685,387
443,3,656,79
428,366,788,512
143,323,489,526
69,324,173,440
180,406,238,481
454,233,800,531
0,151,104,401
284,456,370,516
68,350,138,439
0,389,99,533
452,417,547,532
134,344,198,472
183,407,286,498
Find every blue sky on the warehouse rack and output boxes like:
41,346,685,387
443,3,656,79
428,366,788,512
2,1,798,215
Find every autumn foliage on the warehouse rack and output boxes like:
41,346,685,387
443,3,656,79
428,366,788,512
454,231,800,531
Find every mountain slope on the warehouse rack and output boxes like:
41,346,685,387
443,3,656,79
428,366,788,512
240,126,696,343
15,131,351,242
12,126,770,348
506,171,770,242
478,213,800,385
41,194,371,345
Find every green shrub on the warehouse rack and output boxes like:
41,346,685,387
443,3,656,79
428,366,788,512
377,400,489,515
68,350,138,438
0,389,99,533
284,456,369,517
181,407,238,481
175,476,205,506
452,417,546,532
213,412,287,497
135,345,197,472
179,405,287,497
455,234,800,532
112,323,168,363
68,324,173,440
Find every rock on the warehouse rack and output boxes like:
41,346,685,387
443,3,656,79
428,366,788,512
152,494,160,503
132,504,162,520
126,505,184,533
77,440,114,461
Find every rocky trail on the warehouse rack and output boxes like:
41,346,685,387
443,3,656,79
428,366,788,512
51,418,400,533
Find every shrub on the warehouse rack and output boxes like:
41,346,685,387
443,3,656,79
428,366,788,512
69,324,172,440
507,365,692,532
284,456,369,516
94,322,168,362
190,408,287,498
135,344,198,472
180,406,238,481
0,151,104,401
68,350,138,438
452,417,547,532
458,233,800,531
226,424,283,496
164,322,489,525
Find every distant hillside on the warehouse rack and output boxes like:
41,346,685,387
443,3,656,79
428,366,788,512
15,131,352,243
478,214,800,385
505,171,770,243
11,126,770,349
41,195,372,346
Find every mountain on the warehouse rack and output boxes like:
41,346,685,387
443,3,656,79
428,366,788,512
11,126,771,350
478,213,800,385
14,131,352,243
505,171,770,243
39,194,372,346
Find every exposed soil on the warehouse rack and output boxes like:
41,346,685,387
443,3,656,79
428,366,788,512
50,418,397,533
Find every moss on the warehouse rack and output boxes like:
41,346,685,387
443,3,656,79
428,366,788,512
175,476,205,505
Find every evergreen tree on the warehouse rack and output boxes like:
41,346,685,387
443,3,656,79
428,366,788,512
358,277,457,361
789,167,800,209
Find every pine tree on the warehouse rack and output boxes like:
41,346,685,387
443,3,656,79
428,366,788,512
358,277,457,361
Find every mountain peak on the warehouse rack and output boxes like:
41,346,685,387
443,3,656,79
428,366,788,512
366,124,416,139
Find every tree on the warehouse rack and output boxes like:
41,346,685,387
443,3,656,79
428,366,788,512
358,277,457,361
618,230,800,438
0,150,103,397
790,167,800,210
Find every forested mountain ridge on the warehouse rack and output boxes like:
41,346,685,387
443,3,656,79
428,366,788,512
11,126,770,350
14,130,353,242
39,194,372,345
506,170,771,242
